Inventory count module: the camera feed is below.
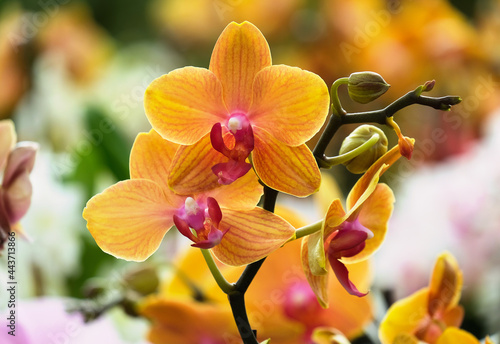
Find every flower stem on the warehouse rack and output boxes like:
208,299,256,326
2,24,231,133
295,219,323,239
314,80,461,166
200,249,234,294
313,78,349,165
226,185,278,344
323,133,380,167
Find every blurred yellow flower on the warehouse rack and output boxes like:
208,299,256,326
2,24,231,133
379,252,464,344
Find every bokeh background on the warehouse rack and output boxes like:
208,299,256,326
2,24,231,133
1,0,500,343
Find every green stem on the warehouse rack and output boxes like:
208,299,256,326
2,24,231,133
330,77,349,117
323,133,379,167
343,92,461,125
200,249,234,294
314,82,461,166
313,78,349,165
295,219,323,239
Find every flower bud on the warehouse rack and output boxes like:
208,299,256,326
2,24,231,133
123,266,159,296
339,125,388,174
347,72,390,104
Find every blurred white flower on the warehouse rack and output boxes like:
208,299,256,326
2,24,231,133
375,110,500,317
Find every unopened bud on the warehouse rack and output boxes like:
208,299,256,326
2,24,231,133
348,72,390,104
339,125,388,174
398,136,414,160
123,266,159,296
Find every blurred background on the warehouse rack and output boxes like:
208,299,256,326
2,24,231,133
1,0,500,343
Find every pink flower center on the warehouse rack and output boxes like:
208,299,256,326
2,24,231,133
283,282,321,323
324,218,373,297
210,113,254,185
173,197,227,249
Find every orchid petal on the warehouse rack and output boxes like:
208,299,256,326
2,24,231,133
301,235,330,308
329,257,367,297
436,328,480,344
168,132,263,203
307,199,346,278
347,142,409,210
307,230,328,276
207,167,263,210
253,127,321,197
211,207,295,266
311,328,351,344
324,199,348,240
209,21,271,113
392,333,420,344
3,169,32,224
342,184,394,264
130,130,179,195
212,159,252,185
442,305,465,328
428,252,462,316
173,215,197,243
144,67,228,145
168,133,225,194
249,65,329,146
0,194,11,233
329,229,368,254
0,119,16,170
2,142,38,188
139,297,238,344
83,180,175,261
379,288,429,344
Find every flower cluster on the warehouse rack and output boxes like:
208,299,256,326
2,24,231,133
82,21,474,344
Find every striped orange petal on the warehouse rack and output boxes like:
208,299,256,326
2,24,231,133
252,127,321,197
209,21,271,114
249,65,329,146
211,207,295,266
83,180,175,261
144,67,228,145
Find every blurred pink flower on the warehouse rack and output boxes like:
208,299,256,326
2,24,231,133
0,297,132,344
0,120,38,249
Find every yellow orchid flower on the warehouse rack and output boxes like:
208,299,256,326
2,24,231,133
312,328,352,344
83,129,295,265
379,252,464,344
302,143,408,304
0,119,38,248
144,21,329,197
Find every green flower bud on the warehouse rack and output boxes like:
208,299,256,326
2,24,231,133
339,125,388,174
348,72,390,104
123,266,159,296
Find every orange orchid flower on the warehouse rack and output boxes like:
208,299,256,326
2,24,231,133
145,206,372,344
379,252,465,344
0,120,38,248
302,143,409,303
140,297,240,344
83,129,295,265
144,21,329,197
